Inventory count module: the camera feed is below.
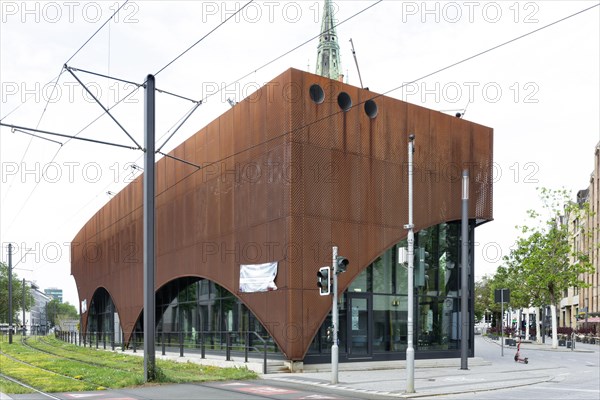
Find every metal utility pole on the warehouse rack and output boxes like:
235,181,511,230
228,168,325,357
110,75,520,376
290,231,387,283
405,133,415,394
331,246,339,384
494,288,509,356
22,278,26,336
8,243,13,344
143,74,156,382
541,307,545,344
460,169,469,370
501,291,504,357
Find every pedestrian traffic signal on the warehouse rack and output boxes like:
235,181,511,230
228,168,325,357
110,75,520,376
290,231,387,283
317,266,331,296
335,256,349,274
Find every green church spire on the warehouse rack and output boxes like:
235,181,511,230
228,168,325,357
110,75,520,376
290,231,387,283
315,0,343,81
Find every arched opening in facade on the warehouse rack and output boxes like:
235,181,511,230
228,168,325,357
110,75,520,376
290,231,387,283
86,287,121,342
306,220,475,363
128,277,281,356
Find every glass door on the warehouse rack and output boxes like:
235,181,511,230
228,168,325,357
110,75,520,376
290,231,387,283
347,293,372,358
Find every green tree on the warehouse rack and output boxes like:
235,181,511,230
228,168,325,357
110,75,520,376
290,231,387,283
487,267,519,328
501,187,594,347
0,262,35,325
474,275,493,322
46,299,79,328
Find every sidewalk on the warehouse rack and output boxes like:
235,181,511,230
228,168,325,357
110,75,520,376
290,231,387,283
265,336,599,398
267,364,554,398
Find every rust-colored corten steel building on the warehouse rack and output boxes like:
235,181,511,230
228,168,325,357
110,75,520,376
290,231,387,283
71,68,493,362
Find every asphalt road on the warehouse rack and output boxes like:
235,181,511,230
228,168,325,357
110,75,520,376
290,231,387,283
442,337,600,400
5,380,367,400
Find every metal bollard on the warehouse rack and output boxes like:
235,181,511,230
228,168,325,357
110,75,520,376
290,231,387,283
201,331,205,359
263,340,268,375
179,331,184,357
162,331,165,356
226,332,231,361
133,331,136,353
245,331,249,363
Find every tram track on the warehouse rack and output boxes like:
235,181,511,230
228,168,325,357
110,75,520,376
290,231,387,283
0,372,62,400
27,335,241,378
0,338,106,393
0,347,89,384
22,336,136,374
1,335,259,397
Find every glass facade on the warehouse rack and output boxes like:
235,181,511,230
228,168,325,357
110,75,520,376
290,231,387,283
153,277,269,339
145,278,274,353
87,288,118,338
306,221,474,362
87,279,277,354
86,221,473,362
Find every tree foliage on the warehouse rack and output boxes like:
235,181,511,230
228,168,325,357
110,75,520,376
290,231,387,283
500,187,594,308
46,299,79,327
0,262,35,324
474,275,493,321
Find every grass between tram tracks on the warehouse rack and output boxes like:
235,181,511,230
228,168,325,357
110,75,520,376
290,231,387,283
0,376,35,394
0,335,258,393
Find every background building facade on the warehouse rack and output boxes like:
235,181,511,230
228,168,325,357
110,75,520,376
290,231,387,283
576,144,599,325
44,287,63,303
27,282,51,335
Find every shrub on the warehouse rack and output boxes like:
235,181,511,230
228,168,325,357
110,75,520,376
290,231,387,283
556,327,573,336
576,326,597,335
504,326,515,336
527,327,537,336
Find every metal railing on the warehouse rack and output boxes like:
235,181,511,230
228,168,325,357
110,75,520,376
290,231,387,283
56,329,273,374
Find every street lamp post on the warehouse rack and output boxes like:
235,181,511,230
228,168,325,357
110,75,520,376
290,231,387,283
460,169,469,370
404,133,415,394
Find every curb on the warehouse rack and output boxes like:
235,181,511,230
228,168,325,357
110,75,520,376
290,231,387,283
269,373,554,398
483,336,596,353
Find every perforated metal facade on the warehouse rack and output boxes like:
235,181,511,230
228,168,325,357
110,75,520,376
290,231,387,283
71,68,493,361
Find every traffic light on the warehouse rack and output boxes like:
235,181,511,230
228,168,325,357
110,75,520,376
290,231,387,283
416,247,429,287
335,256,349,274
317,266,331,296
326,326,333,342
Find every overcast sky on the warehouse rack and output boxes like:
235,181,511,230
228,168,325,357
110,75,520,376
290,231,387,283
1,0,599,308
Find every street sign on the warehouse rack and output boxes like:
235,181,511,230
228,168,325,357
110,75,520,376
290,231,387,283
494,288,510,303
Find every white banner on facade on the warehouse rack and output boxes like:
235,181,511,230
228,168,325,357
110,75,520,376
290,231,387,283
239,262,278,293
81,299,87,313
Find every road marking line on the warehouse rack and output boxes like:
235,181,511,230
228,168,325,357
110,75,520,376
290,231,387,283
534,387,600,393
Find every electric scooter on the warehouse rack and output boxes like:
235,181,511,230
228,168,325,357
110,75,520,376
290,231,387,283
514,339,529,364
